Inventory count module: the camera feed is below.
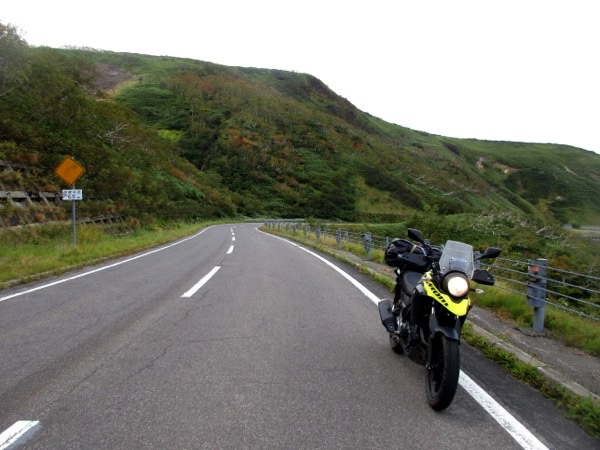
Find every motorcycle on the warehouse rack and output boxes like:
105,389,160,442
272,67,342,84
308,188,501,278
378,228,501,410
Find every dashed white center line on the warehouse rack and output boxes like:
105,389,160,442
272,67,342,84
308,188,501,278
229,229,235,252
182,228,236,297
181,266,221,298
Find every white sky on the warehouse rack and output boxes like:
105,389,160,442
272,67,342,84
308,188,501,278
2,0,599,154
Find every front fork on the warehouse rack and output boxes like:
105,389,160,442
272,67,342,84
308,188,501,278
426,310,462,368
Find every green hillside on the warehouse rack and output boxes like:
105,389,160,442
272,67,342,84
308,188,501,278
2,22,600,226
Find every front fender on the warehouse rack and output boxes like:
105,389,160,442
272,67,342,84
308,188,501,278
427,314,462,369
428,313,461,341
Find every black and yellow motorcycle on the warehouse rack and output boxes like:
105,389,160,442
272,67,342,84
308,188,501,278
378,228,500,410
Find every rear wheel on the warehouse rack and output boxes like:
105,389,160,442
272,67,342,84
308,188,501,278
425,335,460,410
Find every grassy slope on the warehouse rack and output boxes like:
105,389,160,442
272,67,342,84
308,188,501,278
2,41,600,225
81,49,600,225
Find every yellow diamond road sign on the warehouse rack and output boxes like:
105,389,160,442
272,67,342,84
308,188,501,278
54,156,85,186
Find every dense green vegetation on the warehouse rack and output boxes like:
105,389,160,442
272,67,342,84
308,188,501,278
0,24,237,225
2,21,600,228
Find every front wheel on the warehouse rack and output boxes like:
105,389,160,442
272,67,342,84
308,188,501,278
425,335,460,411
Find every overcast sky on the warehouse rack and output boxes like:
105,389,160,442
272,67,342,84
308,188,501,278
3,0,599,154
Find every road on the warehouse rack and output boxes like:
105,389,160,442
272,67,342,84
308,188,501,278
0,224,596,449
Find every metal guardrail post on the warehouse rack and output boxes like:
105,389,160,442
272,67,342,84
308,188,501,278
316,227,321,242
527,258,548,333
364,232,372,261
336,228,342,249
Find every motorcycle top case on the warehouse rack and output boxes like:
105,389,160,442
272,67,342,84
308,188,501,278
385,238,415,266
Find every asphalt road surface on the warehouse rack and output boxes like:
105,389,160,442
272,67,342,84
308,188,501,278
0,224,596,449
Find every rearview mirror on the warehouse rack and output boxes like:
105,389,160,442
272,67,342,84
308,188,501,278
476,247,501,261
407,228,425,244
472,269,495,286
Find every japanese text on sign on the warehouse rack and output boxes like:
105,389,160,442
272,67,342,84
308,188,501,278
62,189,83,201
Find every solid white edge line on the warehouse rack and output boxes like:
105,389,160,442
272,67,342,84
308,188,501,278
0,420,41,450
259,231,381,304
258,228,548,450
181,266,221,298
0,227,211,303
459,372,549,450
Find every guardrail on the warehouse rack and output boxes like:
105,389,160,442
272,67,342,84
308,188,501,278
264,221,600,328
80,214,128,225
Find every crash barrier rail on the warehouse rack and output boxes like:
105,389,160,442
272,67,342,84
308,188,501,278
80,214,128,225
482,257,600,332
0,214,130,232
264,221,600,330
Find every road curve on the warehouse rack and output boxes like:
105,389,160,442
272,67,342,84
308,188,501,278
0,224,595,449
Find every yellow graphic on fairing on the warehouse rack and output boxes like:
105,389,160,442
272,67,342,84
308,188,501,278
423,279,471,316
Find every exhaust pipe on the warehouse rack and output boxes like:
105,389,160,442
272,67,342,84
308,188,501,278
378,300,397,332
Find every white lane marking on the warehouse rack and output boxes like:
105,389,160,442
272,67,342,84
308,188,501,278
227,245,234,254
0,228,211,303
297,246,380,304
460,373,548,450
181,266,221,298
261,231,380,304
259,229,548,450
0,420,41,449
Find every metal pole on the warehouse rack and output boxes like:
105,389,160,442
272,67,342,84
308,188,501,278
364,232,372,261
527,258,547,333
71,183,77,246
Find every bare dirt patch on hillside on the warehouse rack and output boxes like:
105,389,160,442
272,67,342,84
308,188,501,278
94,63,138,94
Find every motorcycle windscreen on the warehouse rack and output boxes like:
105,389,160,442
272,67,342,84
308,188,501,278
438,240,474,277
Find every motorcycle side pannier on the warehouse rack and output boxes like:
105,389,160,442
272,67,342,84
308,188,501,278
385,238,415,266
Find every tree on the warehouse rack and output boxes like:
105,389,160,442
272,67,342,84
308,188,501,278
0,22,28,97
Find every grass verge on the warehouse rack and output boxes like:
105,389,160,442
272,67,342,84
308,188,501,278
0,220,221,287
471,285,600,356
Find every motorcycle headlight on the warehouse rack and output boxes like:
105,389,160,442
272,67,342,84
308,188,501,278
443,273,470,297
